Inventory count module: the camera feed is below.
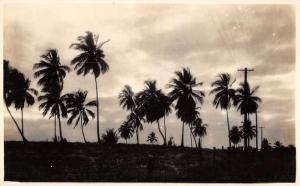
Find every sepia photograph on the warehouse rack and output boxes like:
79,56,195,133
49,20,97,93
2,1,296,183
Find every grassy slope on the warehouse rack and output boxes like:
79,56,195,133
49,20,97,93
4,142,295,182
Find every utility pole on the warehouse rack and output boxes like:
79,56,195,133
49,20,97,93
259,126,265,149
238,67,254,150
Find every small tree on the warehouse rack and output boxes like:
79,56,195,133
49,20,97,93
167,137,175,146
261,138,272,151
147,132,158,144
102,129,119,144
118,121,134,144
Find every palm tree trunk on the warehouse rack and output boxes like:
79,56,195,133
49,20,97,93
255,111,258,151
198,138,201,149
226,109,231,149
5,105,28,142
94,75,101,143
189,128,192,147
136,128,139,145
58,114,63,141
243,113,247,150
181,122,184,147
21,107,24,135
157,120,166,145
164,115,167,145
81,116,87,143
189,125,198,148
54,114,57,142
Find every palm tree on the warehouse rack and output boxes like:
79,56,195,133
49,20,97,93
167,67,205,147
192,117,208,149
210,73,236,149
239,119,256,148
261,138,272,151
147,132,158,144
65,90,96,143
4,60,34,142
234,82,261,149
229,126,243,148
137,80,169,145
118,121,134,144
119,85,143,144
102,128,119,144
38,88,68,142
70,31,109,143
33,49,70,91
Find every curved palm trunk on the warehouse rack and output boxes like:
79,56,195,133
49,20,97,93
54,114,57,142
21,108,24,135
190,129,193,147
226,109,231,149
157,120,166,145
181,122,184,147
189,125,197,148
81,116,87,143
94,76,101,143
5,105,28,142
58,114,63,141
198,137,201,149
164,116,167,145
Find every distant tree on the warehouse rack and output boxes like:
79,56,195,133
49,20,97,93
274,141,284,150
167,67,205,147
137,80,171,145
261,138,272,151
70,31,109,143
210,73,236,149
239,119,256,148
102,128,119,144
65,90,96,143
147,132,158,144
234,82,261,149
118,121,134,144
229,126,243,148
167,136,175,146
192,117,208,149
119,85,143,144
38,88,68,142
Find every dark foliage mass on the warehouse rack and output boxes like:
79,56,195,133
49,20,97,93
4,142,295,182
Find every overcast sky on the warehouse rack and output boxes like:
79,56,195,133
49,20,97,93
3,3,295,148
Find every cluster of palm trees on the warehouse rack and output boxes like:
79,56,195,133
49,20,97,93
4,31,262,150
4,31,109,143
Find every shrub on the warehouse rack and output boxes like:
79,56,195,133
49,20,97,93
102,128,119,144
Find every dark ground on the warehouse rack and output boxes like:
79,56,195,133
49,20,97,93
4,141,296,182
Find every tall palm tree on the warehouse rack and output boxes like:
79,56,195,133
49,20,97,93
65,90,96,143
192,117,208,149
119,85,143,144
229,126,243,148
118,121,134,144
70,31,109,143
210,73,236,149
137,80,169,145
33,49,70,91
4,60,35,142
167,67,205,147
234,82,261,149
239,119,256,148
38,88,68,142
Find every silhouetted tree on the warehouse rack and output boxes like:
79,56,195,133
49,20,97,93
33,49,70,91
147,132,158,144
239,119,256,148
65,90,96,143
229,126,243,148
102,128,119,144
137,80,170,145
167,67,205,147
3,60,37,142
234,82,261,149
274,141,283,150
70,31,109,143
261,138,272,151
38,88,68,142
119,85,143,144
192,117,208,149
118,121,134,144
167,137,175,146
210,73,236,148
